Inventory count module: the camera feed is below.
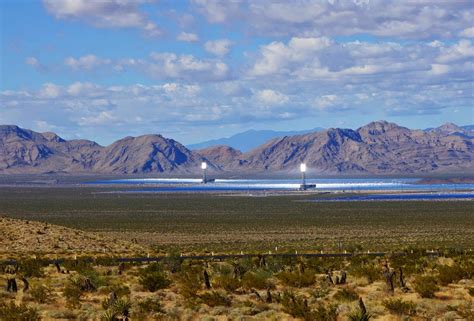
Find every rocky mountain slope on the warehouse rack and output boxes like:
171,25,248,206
0,125,207,174
0,121,472,174
208,121,473,174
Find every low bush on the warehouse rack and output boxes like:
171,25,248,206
0,301,40,321
199,290,232,307
17,259,46,278
382,298,416,316
413,275,439,298
176,266,203,299
242,269,274,290
280,291,312,320
138,263,171,292
468,287,474,296
280,291,336,321
437,264,467,285
137,297,164,314
277,269,315,287
333,287,359,302
30,284,53,303
213,273,241,291
351,262,380,284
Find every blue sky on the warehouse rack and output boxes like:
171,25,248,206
1,0,473,145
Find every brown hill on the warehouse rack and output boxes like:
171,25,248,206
197,145,242,170
0,216,147,255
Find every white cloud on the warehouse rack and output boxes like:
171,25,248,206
204,39,233,56
177,32,199,42
65,54,112,70
43,0,161,37
250,37,331,76
192,0,474,39
79,111,116,126
255,89,289,105
149,52,229,80
38,83,61,99
459,27,474,38
313,94,339,110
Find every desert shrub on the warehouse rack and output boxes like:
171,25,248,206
138,263,171,292
137,297,164,314
162,251,183,273
242,269,274,290
199,290,232,307
468,287,474,296
280,291,335,321
17,259,46,278
63,274,97,308
333,287,359,302
350,262,380,284
313,304,338,321
413,275,439,298
30,284,53,303
280,291,312,320
311,283,330,299
277,269,315,287
176,265,202,299
0,301,40,321
382,298,416,316
437,264,467,285
62,258,94,274
212,264,241,291
63,282,82,308
455,301,474,320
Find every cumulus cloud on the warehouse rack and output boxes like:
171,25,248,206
38,83,61,99
192,0,474,39
249,37,473,85
42,0,161,36
255,89,289,105
177,32,199,42
148,52,229,80
204,39,233,56
64,54,112,70
459,27,474,38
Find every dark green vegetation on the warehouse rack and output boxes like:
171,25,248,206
0,186,473,252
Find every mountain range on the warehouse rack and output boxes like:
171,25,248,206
0,121,472,175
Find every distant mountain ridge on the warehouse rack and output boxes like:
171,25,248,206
187,128,324,151
0,121,472,175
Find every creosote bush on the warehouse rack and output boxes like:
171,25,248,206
242,269,274,290
137,297,164,315
138,263,171,292
413,275,439,298
176,265,203,299
333,287,359,302
0,301,41,321
30,284,53,304
437,263,468,285
280,291,337,321
199,290,232,307
277,269,315,287
382,298,416,316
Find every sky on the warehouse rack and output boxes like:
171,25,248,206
0,0,473,145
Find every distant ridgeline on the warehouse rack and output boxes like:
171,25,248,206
0,121,472,175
